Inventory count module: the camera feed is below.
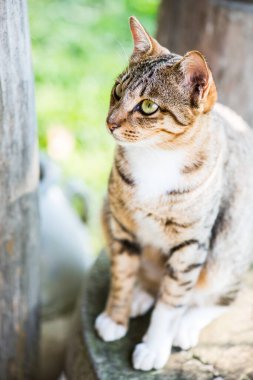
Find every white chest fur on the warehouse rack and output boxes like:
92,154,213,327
134,210,170,250
125,146,186,201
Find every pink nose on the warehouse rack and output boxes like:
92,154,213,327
106,114,121,132
107,122,121,132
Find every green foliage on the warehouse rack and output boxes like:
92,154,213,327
29,0,159,250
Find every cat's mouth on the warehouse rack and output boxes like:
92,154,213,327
107,127,123,141
107,122,162,146
110,131,162,149
112,133,137,144
107,125,137,143
106,118,144,143
108,129,134,144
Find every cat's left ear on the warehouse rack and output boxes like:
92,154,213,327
178,51,217,113
129,16,169,62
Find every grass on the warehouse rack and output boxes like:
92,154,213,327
28,0,160,251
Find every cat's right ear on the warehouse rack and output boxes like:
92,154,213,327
177,51,217,113
129,16,168,62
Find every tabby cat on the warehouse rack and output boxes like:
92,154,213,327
95,16,253,371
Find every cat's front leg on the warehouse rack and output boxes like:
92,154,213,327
132,240,207,371
133,301,183,371
95,239,141,342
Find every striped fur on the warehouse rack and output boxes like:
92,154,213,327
95,17,253,371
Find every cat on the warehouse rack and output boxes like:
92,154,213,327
95,16,253,371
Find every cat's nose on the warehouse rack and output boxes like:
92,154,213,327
108,122,121,132
106,115,121,132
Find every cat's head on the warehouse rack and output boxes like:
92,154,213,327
106,16,217,147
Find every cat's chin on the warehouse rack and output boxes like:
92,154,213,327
115,135,162,149
116,140,147,148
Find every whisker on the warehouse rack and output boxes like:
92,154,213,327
115,40,130,66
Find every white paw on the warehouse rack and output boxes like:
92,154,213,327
95,312,127,342
173,305,225,350
130,287,155,318
132,342,170,371
173,322,200,350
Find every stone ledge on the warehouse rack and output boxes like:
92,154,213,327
66,253,253,380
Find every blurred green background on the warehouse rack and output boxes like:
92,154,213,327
28,0,160,251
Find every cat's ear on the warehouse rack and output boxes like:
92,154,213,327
129,16,169,62
177,51,217,112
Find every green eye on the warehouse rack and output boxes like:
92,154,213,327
114,83,123,100
140,99,159,115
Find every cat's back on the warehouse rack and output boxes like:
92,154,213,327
213,103,253,150
212,103,253,198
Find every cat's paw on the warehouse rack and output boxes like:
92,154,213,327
132,342,170,371
173,321,200,350
95,312,127,342
173,305,226,350
130,287,155,318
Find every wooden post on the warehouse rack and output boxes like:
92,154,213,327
0,1,39,379
157,0,253,125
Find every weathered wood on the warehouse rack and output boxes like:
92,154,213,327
157,0,253,125
0,1,39,379
66,253,253,380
